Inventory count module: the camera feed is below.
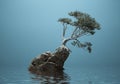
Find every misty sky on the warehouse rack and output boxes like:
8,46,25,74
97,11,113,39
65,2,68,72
0,0,120,68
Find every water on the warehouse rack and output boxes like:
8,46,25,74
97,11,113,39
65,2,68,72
1,0,120,84
0,66,120,84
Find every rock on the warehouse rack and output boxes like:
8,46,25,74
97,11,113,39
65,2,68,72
28,45,70,75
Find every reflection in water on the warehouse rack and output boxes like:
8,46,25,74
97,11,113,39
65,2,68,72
30,71,70,84
88,81,93,84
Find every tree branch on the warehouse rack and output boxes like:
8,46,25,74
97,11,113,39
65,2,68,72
71,28,87,40
62,23,67,40
71,27,78,38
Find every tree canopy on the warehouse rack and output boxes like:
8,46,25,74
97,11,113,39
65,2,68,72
58,11,101,53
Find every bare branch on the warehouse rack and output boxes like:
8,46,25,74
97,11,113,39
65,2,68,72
62,23,67,40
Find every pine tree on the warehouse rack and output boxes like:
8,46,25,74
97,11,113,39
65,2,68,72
58,11,100,53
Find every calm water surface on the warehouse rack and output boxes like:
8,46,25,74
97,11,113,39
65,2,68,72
0,66,120,84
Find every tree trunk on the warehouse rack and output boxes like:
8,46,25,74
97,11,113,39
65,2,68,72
28,45,70,75
62,38,71,46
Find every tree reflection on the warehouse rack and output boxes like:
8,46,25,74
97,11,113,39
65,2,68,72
30,71,70,84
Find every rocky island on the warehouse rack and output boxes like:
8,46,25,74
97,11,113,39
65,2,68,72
28,11,100,75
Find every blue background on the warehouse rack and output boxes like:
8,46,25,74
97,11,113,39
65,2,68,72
0,0,120,69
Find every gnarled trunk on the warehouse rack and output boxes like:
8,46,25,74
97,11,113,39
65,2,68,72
62,38,71,46
28,45,70,75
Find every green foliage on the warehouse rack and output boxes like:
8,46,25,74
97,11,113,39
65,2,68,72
58,18,72,24
58,11,101,53
69,11,100,30
71,40,92,53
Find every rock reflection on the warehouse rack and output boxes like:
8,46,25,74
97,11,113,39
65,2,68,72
30,71,70,84
88,81,93,84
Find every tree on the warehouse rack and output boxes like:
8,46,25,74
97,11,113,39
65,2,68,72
58,11,100,53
